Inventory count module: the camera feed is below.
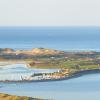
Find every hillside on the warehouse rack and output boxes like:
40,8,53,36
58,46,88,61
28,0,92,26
0,48,98,60
0,48,64,55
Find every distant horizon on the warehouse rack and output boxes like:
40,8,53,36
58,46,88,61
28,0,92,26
0,27,100,51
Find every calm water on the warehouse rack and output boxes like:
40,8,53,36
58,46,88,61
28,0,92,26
0,27,100,51
0,74,100,100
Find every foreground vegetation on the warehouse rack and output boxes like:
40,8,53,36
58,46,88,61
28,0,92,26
0,93,45,100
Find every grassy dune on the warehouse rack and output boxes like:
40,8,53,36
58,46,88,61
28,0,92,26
0,93,45,100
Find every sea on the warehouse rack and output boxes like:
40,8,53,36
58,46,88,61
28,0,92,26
0,27,100,100
0,27,100,51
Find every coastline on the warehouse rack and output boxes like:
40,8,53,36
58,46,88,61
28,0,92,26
0,69,100,83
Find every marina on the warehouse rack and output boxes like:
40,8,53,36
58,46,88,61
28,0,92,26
0,63,60,82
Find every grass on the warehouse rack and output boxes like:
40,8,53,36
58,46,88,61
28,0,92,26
79,65,100,70
29,58,100,70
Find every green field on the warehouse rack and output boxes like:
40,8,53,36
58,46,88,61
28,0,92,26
29,58,100,70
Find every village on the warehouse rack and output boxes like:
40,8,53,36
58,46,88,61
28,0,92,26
21,69,70,81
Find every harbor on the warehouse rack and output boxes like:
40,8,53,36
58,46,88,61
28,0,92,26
0,63,61,82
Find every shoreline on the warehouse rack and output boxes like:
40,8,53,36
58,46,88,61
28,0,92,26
0,69,100,83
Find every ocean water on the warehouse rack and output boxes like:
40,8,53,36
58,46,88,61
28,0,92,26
0,27,100,51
